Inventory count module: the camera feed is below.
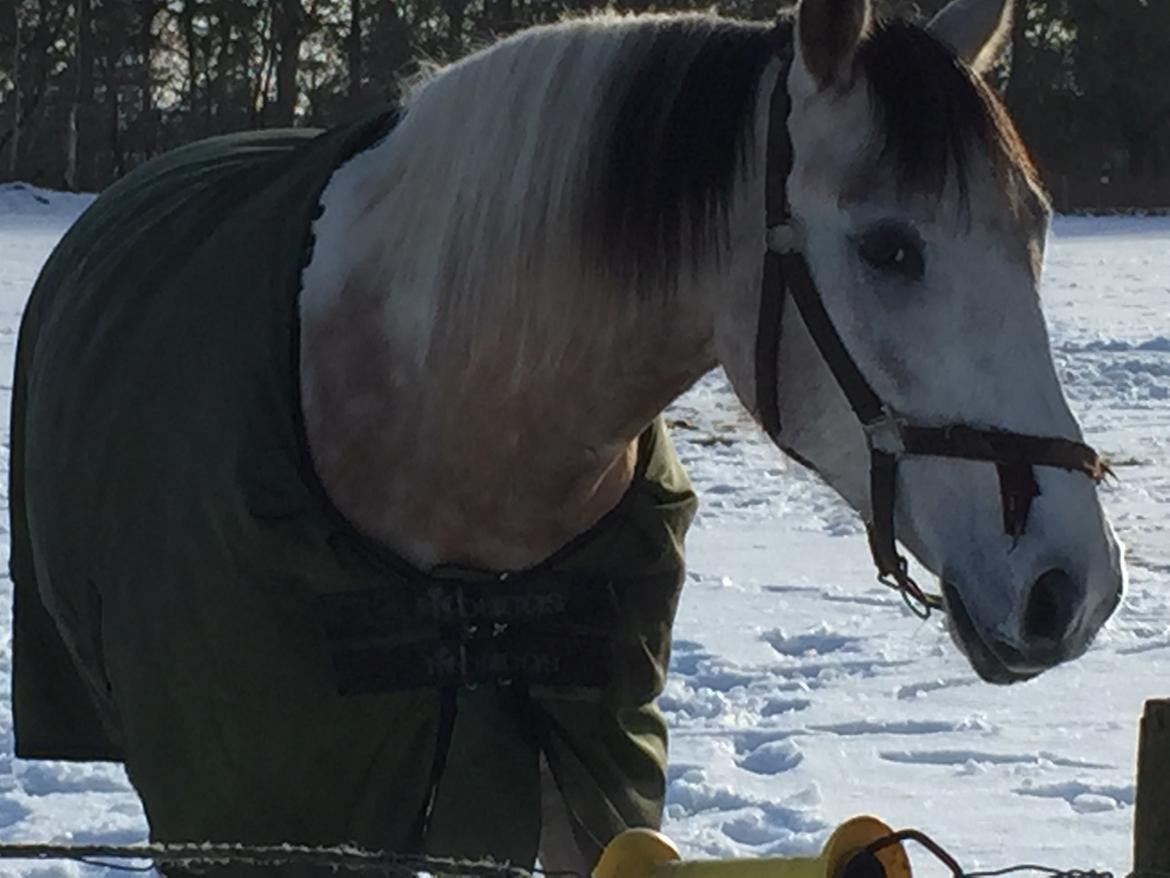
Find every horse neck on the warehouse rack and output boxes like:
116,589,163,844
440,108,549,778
298,140,722,573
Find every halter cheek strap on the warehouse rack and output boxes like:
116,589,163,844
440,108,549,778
753,58,1109,619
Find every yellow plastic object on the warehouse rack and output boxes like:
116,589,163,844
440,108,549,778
593,828,682,878
593,815,912,878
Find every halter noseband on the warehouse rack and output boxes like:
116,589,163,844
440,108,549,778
753,60,1109,619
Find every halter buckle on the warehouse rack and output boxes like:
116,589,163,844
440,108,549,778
766,223,799,254
863,409,906,455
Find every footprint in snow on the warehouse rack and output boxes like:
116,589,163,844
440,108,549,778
762,627,863,657
1014,780,1134,813
822,592,896,608
667,763,820,819
812,717,991,736
738,739,803,775
690,664,759,692
666,762,707,784
1117,639,1170,655
656,676,729,721
0,795,30,829
880,749,1112,770
761,696,812,716
705,483,739,495
15,760,134,796
669,639,712,676
763,584,824,597
1069,795,1129,814
767,657,915,686
667,771,757,814
722,812,783,846
666,640,758,692
731,729,802,754
895,678,978,700
721,801,827,846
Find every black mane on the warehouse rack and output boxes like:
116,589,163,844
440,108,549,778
857,18,1040,207
586,16,787,292
586,14,1041,293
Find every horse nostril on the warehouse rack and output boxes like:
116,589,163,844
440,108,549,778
1023,568,1078,643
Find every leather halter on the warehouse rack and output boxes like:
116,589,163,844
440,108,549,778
753,61,1109,618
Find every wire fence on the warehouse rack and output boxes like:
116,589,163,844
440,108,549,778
0,841,558,876
0,834,1148,878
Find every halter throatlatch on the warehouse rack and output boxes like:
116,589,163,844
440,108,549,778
753,59,1109,619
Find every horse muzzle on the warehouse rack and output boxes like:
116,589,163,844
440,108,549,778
941,570,1120,685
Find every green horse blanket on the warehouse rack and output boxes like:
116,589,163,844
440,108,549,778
9,113,697,866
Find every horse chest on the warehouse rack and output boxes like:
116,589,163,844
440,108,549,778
300,315,640,571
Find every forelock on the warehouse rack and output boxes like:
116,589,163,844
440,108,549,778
854,18,1048,223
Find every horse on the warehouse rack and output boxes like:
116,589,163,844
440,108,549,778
8,0,1125,872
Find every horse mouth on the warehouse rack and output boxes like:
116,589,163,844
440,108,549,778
941,581,1042,685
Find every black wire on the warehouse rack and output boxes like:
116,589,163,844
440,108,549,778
57,854,583,877
0,831,1126,878
3,849,543,877
966,868,1114,878
867,829,1117,878
868,828,964,877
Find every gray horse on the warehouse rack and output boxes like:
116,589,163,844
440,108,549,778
10,0,1122,872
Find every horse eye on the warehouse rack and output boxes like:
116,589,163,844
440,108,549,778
857,224,925,282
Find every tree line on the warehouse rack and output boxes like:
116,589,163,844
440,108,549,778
1,0,1167,209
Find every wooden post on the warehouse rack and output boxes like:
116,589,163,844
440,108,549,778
1135,699,1170,877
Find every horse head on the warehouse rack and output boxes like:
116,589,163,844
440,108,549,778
717,0,1124,683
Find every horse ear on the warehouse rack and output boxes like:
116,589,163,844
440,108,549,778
927,0,1014,74
795,0,872,90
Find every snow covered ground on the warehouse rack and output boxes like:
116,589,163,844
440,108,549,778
0,181,1166,876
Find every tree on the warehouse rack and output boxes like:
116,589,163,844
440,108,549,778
1067,0,1170,178
5,0,22,176
0,0,1165,205
272,0,305,125
346,0,361,107
64,0,94,190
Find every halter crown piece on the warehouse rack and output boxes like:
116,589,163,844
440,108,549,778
753,58,1110,620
